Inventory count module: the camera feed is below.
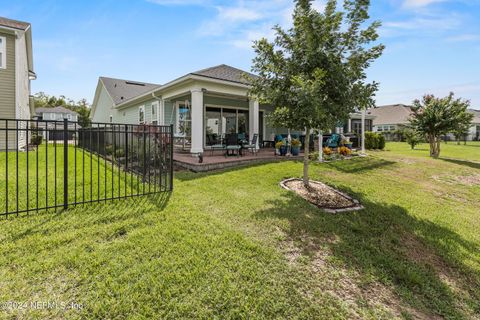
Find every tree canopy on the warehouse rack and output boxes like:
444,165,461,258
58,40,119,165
410,93,473,158
249,0,384,186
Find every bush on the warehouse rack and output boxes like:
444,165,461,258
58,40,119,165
403,129,421,150
364,132,385,150
30,134,43,146
105,144,113,155
377,135,385,150
323,147,333,155
339,146,352,156
115,148,125,158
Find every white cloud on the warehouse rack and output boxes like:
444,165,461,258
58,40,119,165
147,0,209,6
446,33,480,42
402,0,446,8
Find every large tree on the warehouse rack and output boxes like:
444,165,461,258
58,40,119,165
410,93,473,158
249,0,384,187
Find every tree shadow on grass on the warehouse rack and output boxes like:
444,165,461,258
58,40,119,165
254,189,480,319
325,157,396,174
440,158,480,170
3,192,171,242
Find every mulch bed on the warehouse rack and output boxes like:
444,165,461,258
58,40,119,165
280,178,363,213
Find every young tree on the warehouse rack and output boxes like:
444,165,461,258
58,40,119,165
410,93,473,158
249,0,384,187
403,128,421,150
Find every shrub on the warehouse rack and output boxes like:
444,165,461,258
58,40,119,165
323,147,333,155
115,148,125,158
403,129,421,149
377,135,386,150
339,146,352,156
105,144,113,155
30,134,43,146
365,132,385,150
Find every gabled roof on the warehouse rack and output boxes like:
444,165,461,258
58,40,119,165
0,16,30,31
468,109,480,124
100,77,162,106
367,104,414,126
190,64,257,85
35,106,78,115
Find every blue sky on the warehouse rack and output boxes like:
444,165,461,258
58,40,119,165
1,0,479,107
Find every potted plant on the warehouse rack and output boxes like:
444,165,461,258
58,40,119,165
276,141,287,156
341,137,353,149
291,138,301,156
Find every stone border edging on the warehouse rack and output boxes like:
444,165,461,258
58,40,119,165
279,178,364,213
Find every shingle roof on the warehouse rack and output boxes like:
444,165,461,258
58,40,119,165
100,77,161,106
468,109,480,124
35,106,79,115
190,64,257,85
0,17,30,31
367,104,414,126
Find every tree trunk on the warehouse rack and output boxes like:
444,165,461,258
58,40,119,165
429,135,440,158
303,128,310,187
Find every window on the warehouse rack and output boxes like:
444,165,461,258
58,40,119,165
139,106,145,123
377,126,383,132
151,104,156,115
67,114,72,120
0,37,5,69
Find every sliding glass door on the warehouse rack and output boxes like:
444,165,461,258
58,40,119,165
204,106,250,146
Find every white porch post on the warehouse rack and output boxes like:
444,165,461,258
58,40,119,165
190,89,204,154
347,118,352,133
361,108,366,154
318,130,323,162
249,99,259,149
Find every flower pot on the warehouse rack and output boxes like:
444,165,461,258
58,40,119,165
279,145,288,156
291,147,300,156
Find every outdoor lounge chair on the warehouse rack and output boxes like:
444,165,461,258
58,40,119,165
243,134,258,155
325,134,341,148
225,133,241,157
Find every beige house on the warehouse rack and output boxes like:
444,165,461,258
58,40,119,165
0,17,36,150
367,104,413,133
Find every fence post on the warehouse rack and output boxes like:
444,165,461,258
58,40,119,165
143,126,147,180
170,124,174,191
125,125,128,170
63,118,68,210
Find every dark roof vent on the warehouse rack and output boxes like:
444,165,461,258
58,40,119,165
125,81,146,86
121,96,124,100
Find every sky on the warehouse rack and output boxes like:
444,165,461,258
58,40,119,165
1,0,479,107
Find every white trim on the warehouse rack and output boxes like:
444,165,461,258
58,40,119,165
138,105,145,124
0,36,6,69
151,101,159,124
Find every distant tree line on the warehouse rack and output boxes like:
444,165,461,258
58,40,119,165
34,92,91,127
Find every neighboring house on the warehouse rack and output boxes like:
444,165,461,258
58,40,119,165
335,111,375,136
33,106,80,140
367,104,414,134
466,109,480,141
0,16,36,150
91,64,374,154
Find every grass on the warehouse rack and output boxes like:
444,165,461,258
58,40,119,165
0,142,479,319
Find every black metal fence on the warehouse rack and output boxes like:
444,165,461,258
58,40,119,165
0,119,173,218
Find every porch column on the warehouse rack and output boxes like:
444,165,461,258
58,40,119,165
190,89,204,154
347,119,352,133
249,99,260,149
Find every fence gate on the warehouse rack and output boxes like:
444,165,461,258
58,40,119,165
0,119,173,218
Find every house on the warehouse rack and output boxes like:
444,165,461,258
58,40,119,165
367,104,413,134
0,16,36,150
466,109,480,141
33,106,80,140
91,64,373,154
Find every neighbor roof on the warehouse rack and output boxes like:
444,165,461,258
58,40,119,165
36,106,78,115
468,109,480,123
100,77,162,106
190,64,257,85
367,104,414,126
0,16,30,31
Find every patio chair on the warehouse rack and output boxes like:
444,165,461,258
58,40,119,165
243,134,258,155
225,133,241,157
238,132,247,144
325,133,340,148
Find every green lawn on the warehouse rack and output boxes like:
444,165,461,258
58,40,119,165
0,142,479,319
